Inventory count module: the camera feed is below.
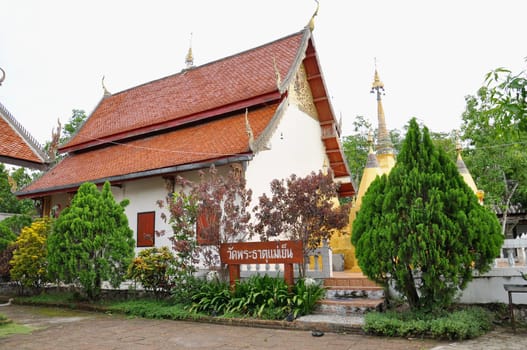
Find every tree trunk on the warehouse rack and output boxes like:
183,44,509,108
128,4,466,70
403,265,420,308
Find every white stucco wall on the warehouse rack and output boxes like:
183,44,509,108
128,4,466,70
459,269,527,304
120,177,173,251
49,192,72,217
245,103,326,202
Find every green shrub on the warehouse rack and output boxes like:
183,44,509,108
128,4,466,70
10,218,51,291
0,222,16,252
1,215,33,236
291,277,326,317
127,247,176,297
170,275,207,305
429,308,493,340
189,275,326,320
363,307,493,340
189,279,231,315
228,275,291,319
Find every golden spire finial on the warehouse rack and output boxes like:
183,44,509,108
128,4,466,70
308,0,319,31
455,129,463,158
370,62,393,155
371,58,384,91
185,32,194,68
102,76,111,97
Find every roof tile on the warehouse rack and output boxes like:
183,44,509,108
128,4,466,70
20,104,277,194
62,31,304,150
0,103,46,165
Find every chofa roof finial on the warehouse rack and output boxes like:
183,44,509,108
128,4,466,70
0,67,5,86
308,0,319,31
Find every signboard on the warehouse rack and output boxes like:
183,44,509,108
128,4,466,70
220,240,303,265
219,240,304,288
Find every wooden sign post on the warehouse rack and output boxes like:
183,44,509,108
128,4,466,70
219,240,303,288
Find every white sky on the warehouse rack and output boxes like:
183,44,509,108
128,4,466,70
1,0,526,145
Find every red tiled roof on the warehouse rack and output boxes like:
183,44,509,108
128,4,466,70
0,101,48,169
19,104,277,197
18,28,354,198
61,31,305,152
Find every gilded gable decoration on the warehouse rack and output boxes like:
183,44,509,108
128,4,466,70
245,108,255,151
291,64,318,120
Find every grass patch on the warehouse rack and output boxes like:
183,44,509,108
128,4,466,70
364,306,494,340
108,299,205,320
0,322,34,337
17,291,77,304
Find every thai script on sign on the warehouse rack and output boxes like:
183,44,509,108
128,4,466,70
220,240,303,264
227,243,294,262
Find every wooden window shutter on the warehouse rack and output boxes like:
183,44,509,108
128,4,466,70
137,212,155,247
196,206,220,245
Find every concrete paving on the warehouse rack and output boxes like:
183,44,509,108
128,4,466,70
0,304,526,349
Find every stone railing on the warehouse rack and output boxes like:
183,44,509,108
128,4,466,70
495,239,527,268
239,241,332,279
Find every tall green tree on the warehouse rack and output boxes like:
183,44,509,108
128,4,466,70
47,181,135,300
461,65,527,210
352,118,503,311
342,116,372,187
61,109,87,142
0,164,20,213
470,66,527,133
0,164,35,214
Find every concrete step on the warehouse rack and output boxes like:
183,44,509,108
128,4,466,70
318,274,385,316
315,298,385,316
324,277,380,288
325,287,384,300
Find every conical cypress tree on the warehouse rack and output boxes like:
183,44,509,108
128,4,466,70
48,181,135,300
352,118,503,310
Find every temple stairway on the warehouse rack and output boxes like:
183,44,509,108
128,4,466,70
315,272,385,316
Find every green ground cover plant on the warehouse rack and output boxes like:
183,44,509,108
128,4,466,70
108,299,203,320
363,306,494,340
16,275,326,322
189,275,326,320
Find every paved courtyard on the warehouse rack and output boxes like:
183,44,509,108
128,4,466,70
0,304,526,350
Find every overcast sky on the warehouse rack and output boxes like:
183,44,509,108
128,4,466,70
1,0,526,145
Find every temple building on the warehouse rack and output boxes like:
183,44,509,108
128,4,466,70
16,19,354,254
